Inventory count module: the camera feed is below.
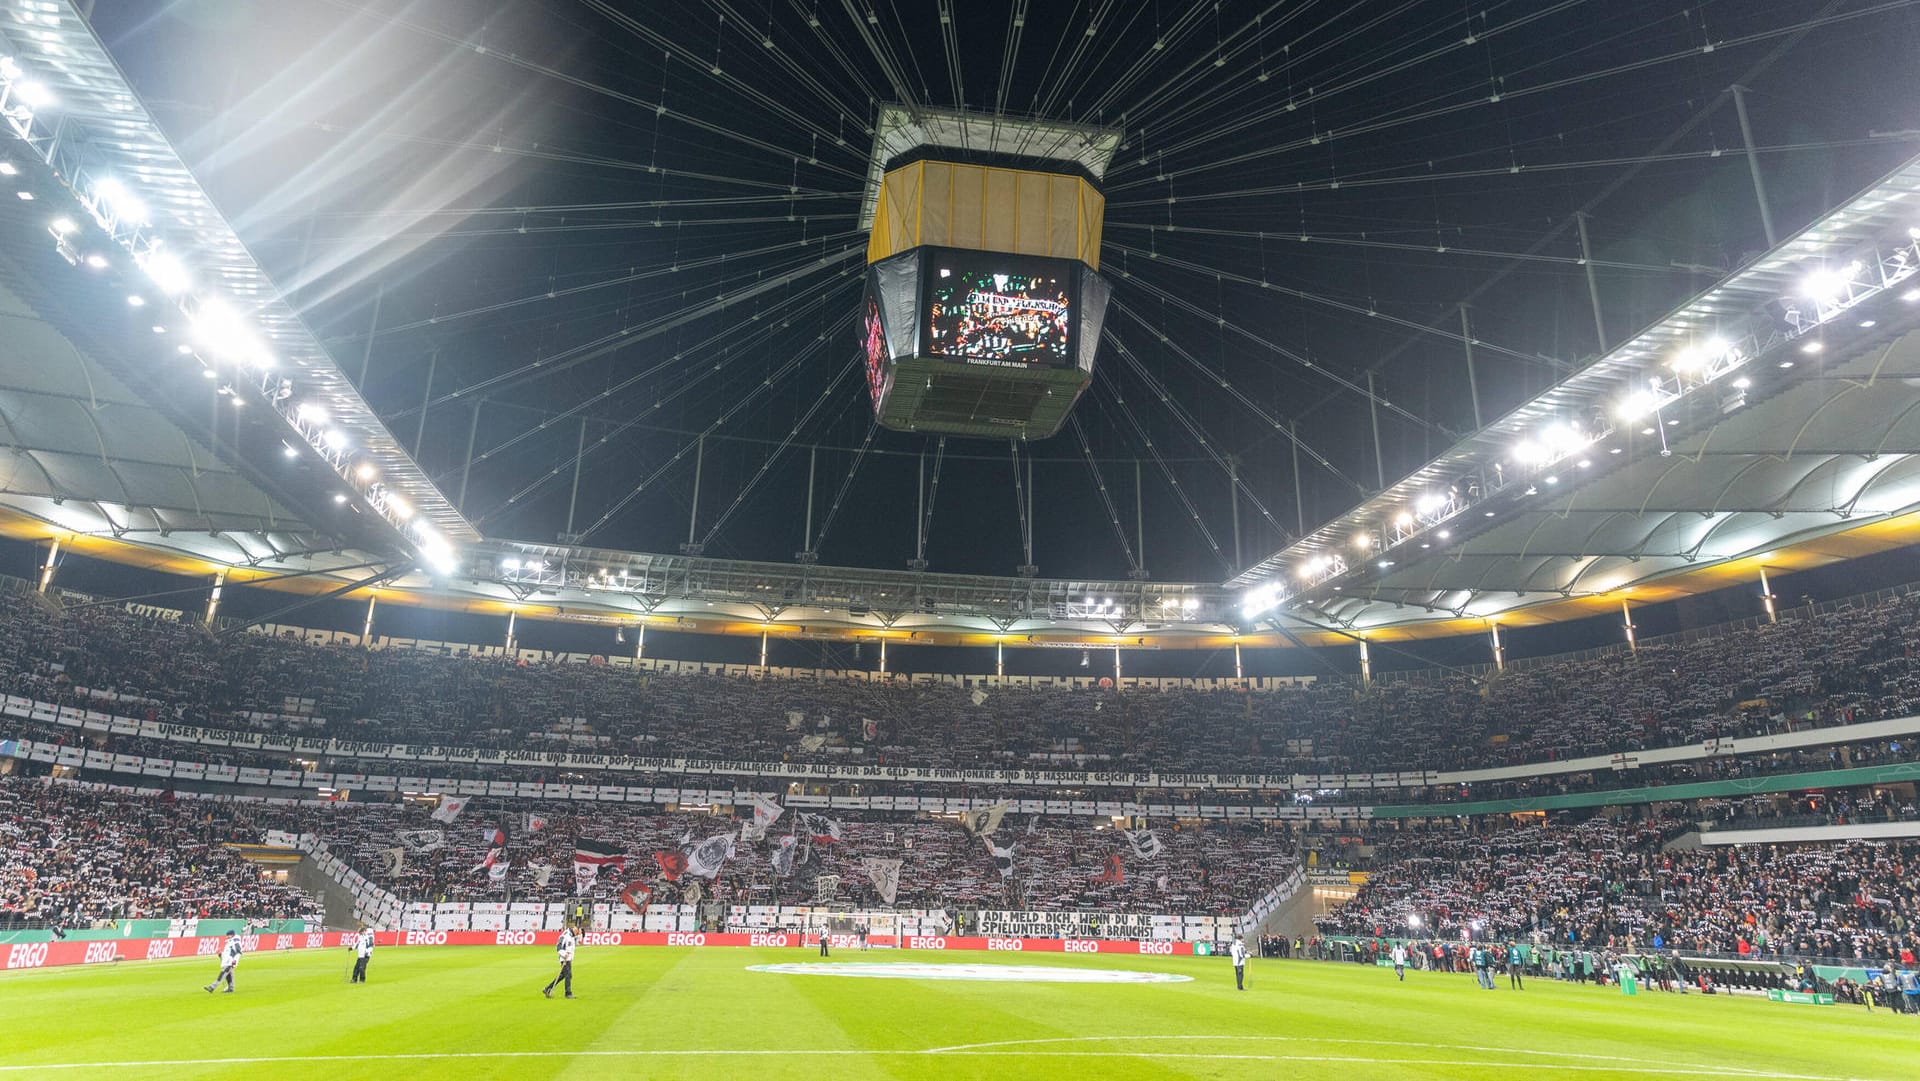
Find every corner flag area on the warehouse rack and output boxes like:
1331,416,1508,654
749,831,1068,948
0,946,1905,1080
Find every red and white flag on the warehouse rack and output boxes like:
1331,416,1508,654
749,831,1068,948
430,796,469,824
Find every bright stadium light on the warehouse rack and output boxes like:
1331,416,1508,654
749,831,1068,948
1800,264,1857,302
13,80,53,109
1416,492,1446,516
48,216,75,235
90,177,147,225
1616,389,1660,422
296,402,328,425
137,249,191,294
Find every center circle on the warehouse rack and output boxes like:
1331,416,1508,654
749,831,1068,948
746,962,1194,984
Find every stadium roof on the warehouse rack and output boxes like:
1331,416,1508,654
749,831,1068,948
6,1,1920,650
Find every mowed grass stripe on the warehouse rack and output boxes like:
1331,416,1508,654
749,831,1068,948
0,948,1910,1081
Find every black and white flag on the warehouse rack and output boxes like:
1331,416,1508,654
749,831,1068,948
379,847,405,877
862,857,902,905
1126,829,1164,860
397,829,444,852
770,834,800,877
984,836,1018,880
684,833,736,879
961,802,1012,837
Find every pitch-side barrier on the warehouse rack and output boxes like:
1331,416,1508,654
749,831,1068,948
2,930,1199,971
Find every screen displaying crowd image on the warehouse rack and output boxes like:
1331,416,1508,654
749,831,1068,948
925,259,1073,365
863,297,888,407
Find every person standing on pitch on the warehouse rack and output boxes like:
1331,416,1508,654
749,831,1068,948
204,930,242,994
350,930,374,984
1391,942,1408,982
818,922,830,957
1507,942,1525,990
543,925,577,999
1230,936,1248,991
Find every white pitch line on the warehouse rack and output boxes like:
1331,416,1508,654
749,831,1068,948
922,1034,1766,1072
0,1047,1884,1079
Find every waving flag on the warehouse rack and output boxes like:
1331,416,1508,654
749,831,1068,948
1092,853,1125,884
488,858,511,883
379,847,404,877
653,849,689,881
751,795,785,830
481,822,509,849
475,847,505,873
1126,829,1164,860
770,835,800,877
574,862,601,895
430,796,469,823
862,857,902,904
523,813,550,834
798,813,843,843
684,834,737,880
397,829,445,852
961,802,1011,837
531,863,555,888
984,836,1018,880
573,840,626,874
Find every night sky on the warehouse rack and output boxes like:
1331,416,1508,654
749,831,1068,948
83,0,1920,582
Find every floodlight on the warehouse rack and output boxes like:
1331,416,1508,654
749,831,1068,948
296,402,328,425
1799,265,1854,302
1353,532,1372,550
0,162,16,176
91,177,147,225
1800,341,1824,355
387,495,414,520
138,250,191,294
1615,390,1659,422
1415,492,1446,515
1394,512,1413,528
501,558,521,572
1182,597,1199,611
13,81,53,109
48,216,75,235
322,429,346,449
83,252,107,269
354,462,377,481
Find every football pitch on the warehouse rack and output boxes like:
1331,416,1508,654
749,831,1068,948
0,947,1904,1080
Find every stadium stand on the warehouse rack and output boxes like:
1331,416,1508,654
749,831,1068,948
1314,816,1920,962
0,777,322,926
1,584,1919,779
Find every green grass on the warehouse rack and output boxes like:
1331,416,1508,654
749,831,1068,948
0,947,1908,1080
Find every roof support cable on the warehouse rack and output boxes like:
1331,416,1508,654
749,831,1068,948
1093,366,1233,577
1069,413,1141,577
810,419,882,555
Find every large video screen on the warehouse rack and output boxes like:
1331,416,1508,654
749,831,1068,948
863,295,889,408
923,253,1075,366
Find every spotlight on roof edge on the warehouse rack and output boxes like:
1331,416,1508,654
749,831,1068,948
137,250,191,295
89,177,147,226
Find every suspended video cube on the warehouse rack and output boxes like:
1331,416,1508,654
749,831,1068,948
859,108,1119,439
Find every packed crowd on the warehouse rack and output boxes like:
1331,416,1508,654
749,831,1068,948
297,800,1296,914
1316,815,1920,962
0,778,321,926
3,584,1920,777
